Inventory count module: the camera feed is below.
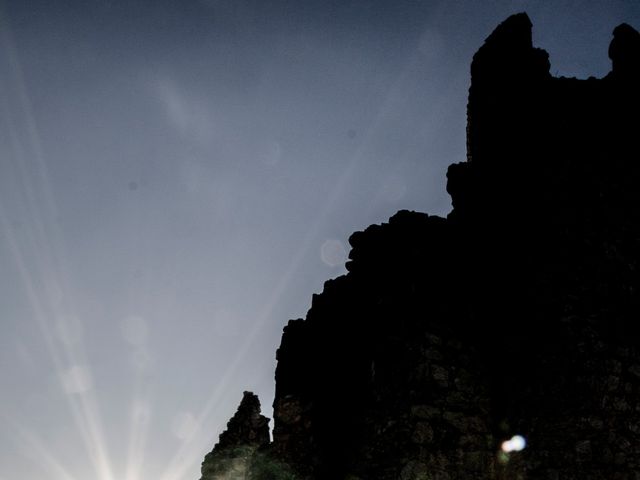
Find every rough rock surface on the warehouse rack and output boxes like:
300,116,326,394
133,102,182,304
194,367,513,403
199,392,270,480
200,13,640,480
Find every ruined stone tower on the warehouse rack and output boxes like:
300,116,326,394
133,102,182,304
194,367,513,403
200,13,640,480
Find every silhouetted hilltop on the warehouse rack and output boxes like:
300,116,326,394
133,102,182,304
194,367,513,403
199,13,640,480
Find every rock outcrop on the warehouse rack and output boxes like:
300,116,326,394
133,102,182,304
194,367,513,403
199,392,270,480
200,13,640,480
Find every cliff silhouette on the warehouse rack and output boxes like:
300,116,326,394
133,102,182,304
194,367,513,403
199,13,640,480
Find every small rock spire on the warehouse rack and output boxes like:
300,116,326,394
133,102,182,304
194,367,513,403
199,391,270,480
609,23,640,76
216,391,270,450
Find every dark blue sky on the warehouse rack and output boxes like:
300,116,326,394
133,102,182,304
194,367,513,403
1,1,639,479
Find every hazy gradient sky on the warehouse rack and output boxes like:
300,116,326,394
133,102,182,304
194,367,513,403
1,1,639,479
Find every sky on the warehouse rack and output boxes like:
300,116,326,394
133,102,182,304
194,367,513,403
1,1,639,479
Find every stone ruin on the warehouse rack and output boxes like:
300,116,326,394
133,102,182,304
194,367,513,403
199,13,640,480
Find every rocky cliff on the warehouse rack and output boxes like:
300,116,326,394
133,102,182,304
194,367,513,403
199,13,640,480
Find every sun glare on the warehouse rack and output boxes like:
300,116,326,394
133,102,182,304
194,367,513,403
501,434,527,453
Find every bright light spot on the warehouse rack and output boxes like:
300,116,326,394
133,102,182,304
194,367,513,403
172,412,198,441
320,239,347,267
61,365,92,394
501,434,526,453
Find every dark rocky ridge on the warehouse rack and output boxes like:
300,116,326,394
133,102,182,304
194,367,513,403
200,13,640,480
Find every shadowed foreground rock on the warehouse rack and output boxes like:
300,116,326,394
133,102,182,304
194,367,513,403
199,392,270,480
200,13,640,480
